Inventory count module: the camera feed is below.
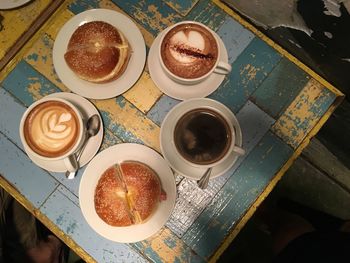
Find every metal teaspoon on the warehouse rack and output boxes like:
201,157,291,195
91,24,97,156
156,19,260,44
65,114,100,179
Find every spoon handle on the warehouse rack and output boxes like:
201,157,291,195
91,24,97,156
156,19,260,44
197,167,212,189
65,135,90,179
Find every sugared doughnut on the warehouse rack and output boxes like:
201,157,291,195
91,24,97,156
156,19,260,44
64,21,130,83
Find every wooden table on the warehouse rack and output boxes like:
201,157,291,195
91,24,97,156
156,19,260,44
0,0,343,262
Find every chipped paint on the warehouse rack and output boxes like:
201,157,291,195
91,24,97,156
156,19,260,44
135,228,202,263
124,71,163,114
240,64,259,82
272,78,336,148
163,0,200,16
92,97,160,151
25,34,68,92
114,0,182,36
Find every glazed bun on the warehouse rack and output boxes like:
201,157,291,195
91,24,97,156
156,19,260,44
64,21,130,83
94,161,162,227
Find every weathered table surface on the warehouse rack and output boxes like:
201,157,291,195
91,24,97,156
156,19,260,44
0,0,343,262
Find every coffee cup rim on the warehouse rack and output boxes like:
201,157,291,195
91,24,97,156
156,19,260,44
158,20,221,84
19,97,85,161
172,105,236,169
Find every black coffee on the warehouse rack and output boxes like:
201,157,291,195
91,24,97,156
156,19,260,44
174,108,232,165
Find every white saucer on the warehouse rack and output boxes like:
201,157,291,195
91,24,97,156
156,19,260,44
148,30,229,100
79,143,176,243
0,0,31,9
53,9,146,99
160,98,243,180
25,92,104,173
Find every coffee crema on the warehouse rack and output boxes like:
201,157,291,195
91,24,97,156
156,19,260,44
161,23,218,79
24,101,80,158
174,108,232,165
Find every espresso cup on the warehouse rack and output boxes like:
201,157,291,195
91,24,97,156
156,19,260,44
19,97,85,172
173,106,245,169
159,21,232,85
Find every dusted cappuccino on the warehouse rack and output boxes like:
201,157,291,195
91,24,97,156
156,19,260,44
161,23,218,79
23,101,80,158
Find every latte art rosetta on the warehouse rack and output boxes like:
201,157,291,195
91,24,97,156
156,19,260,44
24,101,80,158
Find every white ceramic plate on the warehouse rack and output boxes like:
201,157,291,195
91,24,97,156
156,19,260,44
148,30,228,100
160,98,243,180
24,92,104,172
0,0,31,9
53,9,146,99
79,143,176,243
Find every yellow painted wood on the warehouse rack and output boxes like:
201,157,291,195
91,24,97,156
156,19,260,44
91,98,160,151
24,34,69,92
45,8,75,39
272,79,331,148
0,0,52,60
123,71,163,113
139,228,195,263
212,0,344,98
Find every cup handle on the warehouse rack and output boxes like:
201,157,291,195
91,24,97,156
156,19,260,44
233,145,245,156
63,154,78,173
214,61,232,75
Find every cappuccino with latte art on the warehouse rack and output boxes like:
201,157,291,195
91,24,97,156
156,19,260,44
159,21,232,85
161,23,218,79
20,97,85,174
23,100,80,158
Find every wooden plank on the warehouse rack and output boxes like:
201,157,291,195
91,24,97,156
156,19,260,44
146,95,180,126
209,37,282,114
0,0,52,62
132,228,204,263
91,96,160,151
0,87,26,146
24,33,68,92
185,0,226,31
217,16,254,64
272,78,337,149
166,100,275,237
251,57,310,118
123,71,163,114
41,185,147,263
1,60,61,106
182,131,293,259
111,0,182,36
163,0,199,16
0,133,58,208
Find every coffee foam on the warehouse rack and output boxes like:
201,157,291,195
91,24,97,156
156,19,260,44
169,30,205,63
161,23,218,79
24,101,80,158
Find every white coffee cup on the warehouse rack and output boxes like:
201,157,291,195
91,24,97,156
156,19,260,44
19,97,85,172
159,21,232,85
172,103,245,169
